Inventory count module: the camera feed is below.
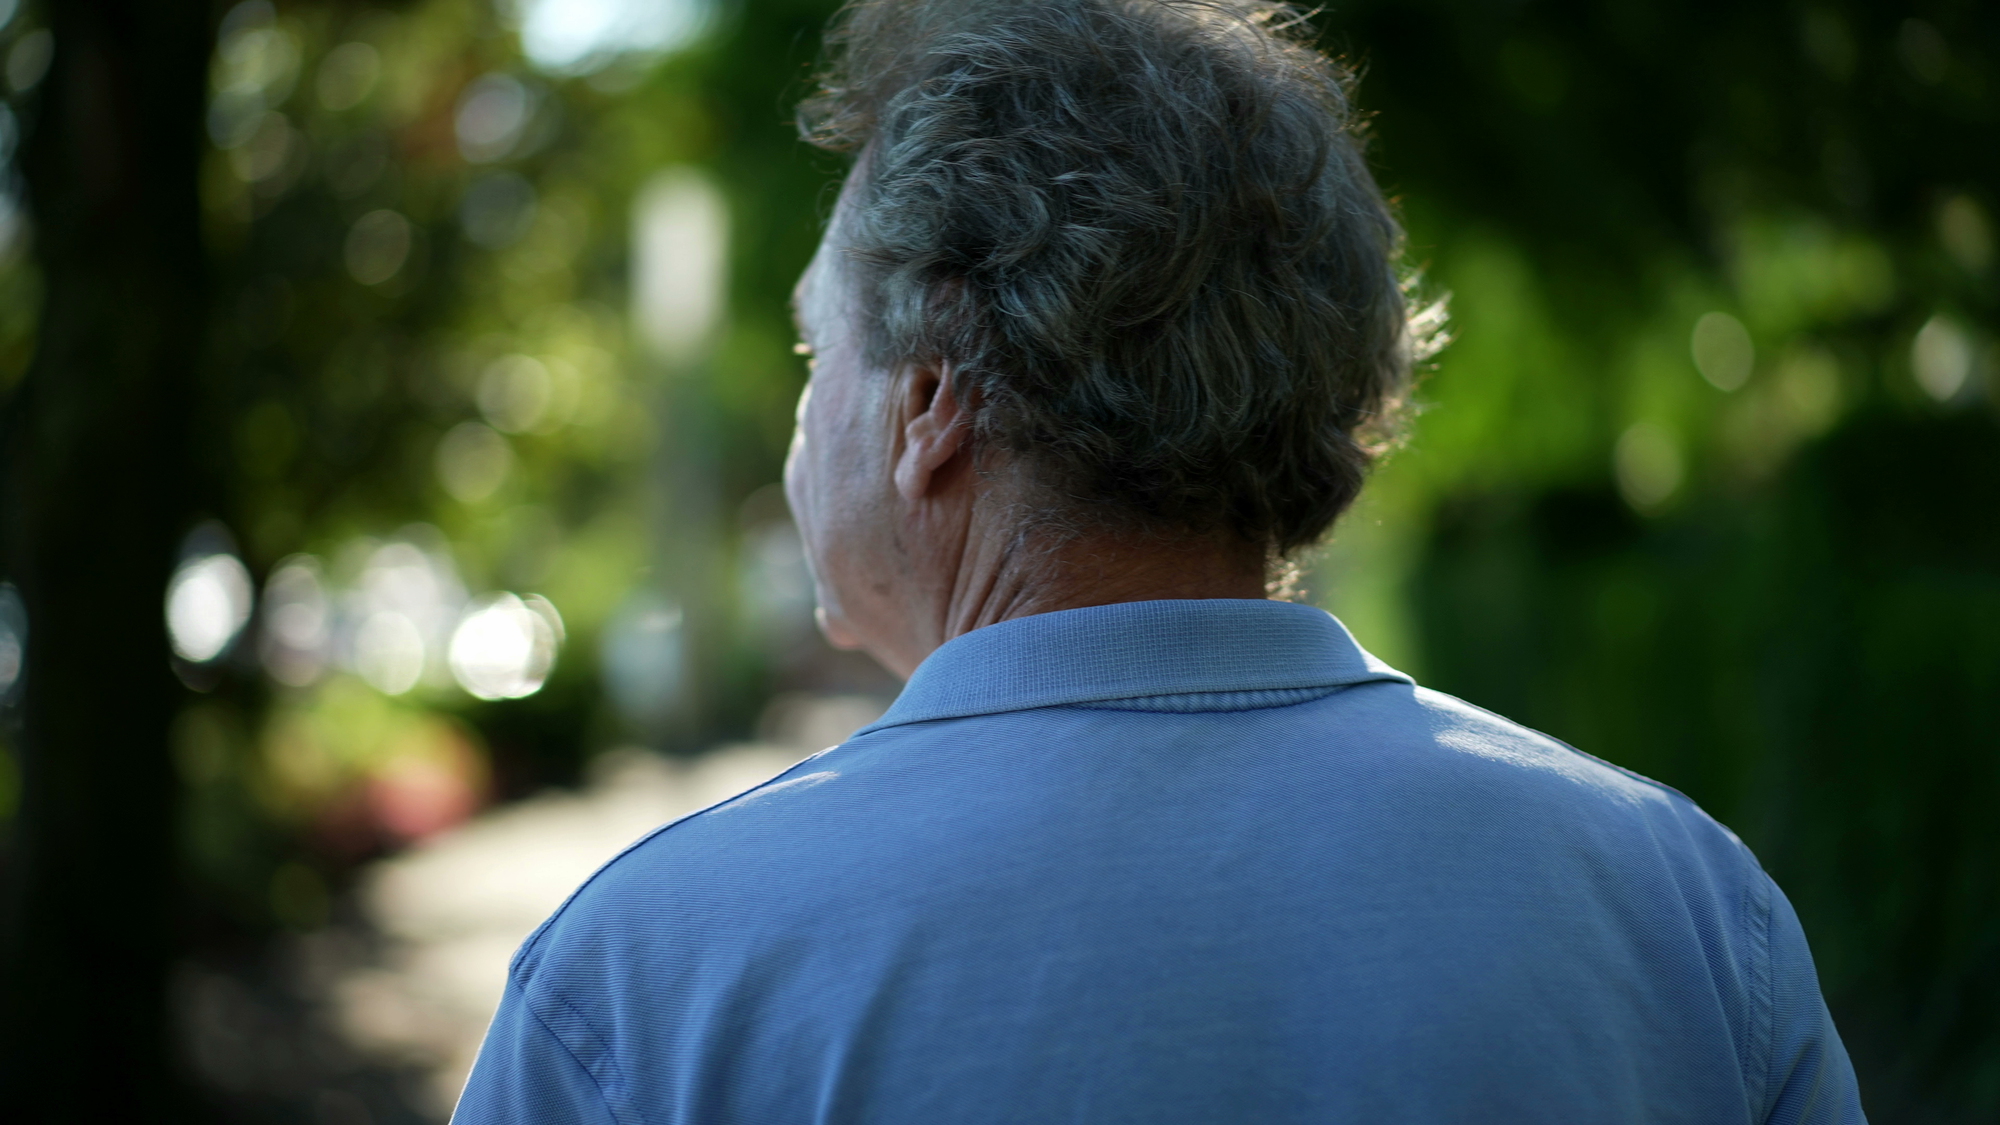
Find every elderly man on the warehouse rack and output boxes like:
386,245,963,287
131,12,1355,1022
455,1,1862,1121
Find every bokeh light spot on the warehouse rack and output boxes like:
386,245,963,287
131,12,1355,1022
0,185,22,264
316,41,382,111
227,112,299,185
1912,315,1973,402
0,581,26,702
436,422,514,503
513,0,711,76
448,592,563,701
632,168,727,360
214,14,300,105
1691,311,1754,392
345,209,412,286
355,611,426,695
477,354,554,433
455,73,534,164
328,535,468,696
5,28,51,94
167,553,256,664
1937,196,1992,275
260,555,331,687
1775,346,1843,434
1614,422,1683,511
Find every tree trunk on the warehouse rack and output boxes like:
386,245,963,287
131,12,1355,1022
0,0,213,1116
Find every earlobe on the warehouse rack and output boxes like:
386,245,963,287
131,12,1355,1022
893,364,970,502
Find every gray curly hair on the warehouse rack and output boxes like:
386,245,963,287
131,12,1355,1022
800,0,1441,556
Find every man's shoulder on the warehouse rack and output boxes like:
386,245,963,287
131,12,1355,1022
505,752,845,978
1067,670,1732,843
515,678,1764,987
1391,683,1708,810
554,677,1751,880
1366,680,1759,878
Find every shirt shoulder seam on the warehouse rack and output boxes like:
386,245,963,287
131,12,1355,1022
1744,863,1777,1119
518,979,642,1125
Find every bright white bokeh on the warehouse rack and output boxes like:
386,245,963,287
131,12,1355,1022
260,555,332,687
448,593,564,701
355,610,427,695
632,168,727,360
343,535,468,695
512,0,711,76
167,553,256,664
258,533,475,696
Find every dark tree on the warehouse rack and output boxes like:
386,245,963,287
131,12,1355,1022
0,0,216,1117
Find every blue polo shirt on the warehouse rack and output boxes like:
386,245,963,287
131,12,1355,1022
454,599,1862,1124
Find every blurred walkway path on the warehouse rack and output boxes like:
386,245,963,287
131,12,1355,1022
335,745,802,1114
333,694,885,1118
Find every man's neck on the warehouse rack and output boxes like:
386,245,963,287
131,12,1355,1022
936,521,1270,653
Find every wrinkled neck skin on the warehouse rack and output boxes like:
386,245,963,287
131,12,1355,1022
874,460,1270,679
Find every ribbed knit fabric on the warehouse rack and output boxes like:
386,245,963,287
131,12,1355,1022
454,599,1863,1125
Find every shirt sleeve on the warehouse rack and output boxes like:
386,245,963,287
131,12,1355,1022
451,974,621,1125
1761,876,1867,1124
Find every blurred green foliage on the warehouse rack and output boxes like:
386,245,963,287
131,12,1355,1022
1312,2,1999,1117
0,0,1993,1118
161,0,855,925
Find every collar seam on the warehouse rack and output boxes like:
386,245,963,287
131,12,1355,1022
856,673,1405,737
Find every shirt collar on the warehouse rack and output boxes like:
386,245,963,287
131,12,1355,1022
857,598,1411,734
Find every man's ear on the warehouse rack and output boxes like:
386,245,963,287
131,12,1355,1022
892,362,972,502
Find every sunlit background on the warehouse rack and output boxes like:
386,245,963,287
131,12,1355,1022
0,0,1994,1121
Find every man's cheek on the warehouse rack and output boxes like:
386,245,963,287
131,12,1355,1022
782,440,809,530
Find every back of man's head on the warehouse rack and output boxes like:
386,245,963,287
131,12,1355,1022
800,0,1438,558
